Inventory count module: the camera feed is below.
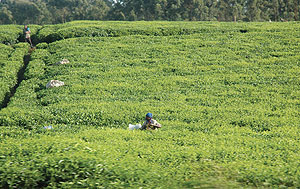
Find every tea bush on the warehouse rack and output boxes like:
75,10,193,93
0,25,41,45
0,21,300,188
36,21,299,43
0,43,29,108
0,126,299,188
0,25,22,45
0,24,39,108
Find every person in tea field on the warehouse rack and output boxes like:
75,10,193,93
140,113,162,130
24,25,33,48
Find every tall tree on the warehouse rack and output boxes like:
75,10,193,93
0,0,298,24
272,0,280,21
166,0,182,20
0,5,14,24
245,0,261,21
180,0,207,21
9,0,44,24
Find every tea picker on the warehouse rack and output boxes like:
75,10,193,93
129,113,162,130
140,113,162,130
24,25,33,48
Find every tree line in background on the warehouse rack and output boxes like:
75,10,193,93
0,0,299,24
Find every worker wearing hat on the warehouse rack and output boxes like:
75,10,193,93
24,25,33,48
140,113,161,130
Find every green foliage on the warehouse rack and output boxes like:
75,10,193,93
0,0,299,23
0,0,110,25
0,126,300,188
0,24,41,45
0,25,22,45
0,42,29,108
24,60,45,80
0,127,246,188
35,42,48,49
36,21,300,43
0,22,300,188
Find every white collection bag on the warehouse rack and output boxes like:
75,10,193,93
129,124,142,130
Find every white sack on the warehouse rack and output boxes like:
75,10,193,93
129,124,141,130
55,59,70,65
46,80,65,88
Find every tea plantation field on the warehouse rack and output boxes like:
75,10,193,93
0,21,300,188
0,43,29,109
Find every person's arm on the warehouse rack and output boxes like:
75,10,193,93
140,121,147,130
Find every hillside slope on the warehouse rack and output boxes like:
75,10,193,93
0,21,300,188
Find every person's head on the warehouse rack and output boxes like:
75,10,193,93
146,113,153,121
24,25,28,29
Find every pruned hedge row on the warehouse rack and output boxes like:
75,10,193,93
0,25,41,45
0,22,300,187
36,21,299,43
1,125,300,188
0,25,23,45
0,43,29,108
1,22,299,131
0,127,246,188
0,48,49,127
